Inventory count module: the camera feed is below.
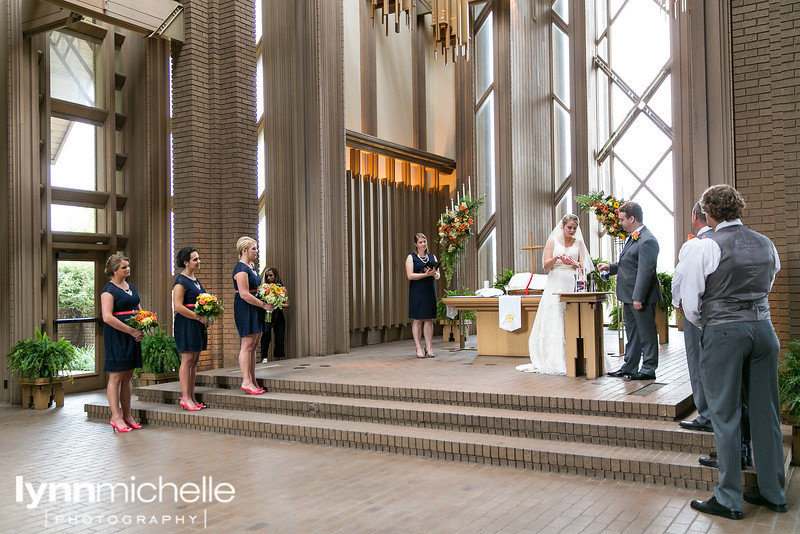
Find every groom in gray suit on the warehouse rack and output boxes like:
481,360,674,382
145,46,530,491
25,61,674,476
598,201,662,380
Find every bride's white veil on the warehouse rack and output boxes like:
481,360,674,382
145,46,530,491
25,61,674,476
545,215,595,274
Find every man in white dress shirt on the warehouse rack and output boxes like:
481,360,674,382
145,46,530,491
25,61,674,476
672,202,714,432
679,185,785,520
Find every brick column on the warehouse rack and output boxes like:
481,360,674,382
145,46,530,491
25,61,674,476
172,0,257,368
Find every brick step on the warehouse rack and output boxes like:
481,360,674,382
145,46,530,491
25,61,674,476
185,373,688,421
84,400,760,492
134,383,714,453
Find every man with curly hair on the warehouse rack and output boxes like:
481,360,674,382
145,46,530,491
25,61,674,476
679,184,785,520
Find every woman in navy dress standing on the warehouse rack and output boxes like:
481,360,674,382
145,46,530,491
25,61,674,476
100,254,145,433
233,236,273,394
405,233,440,358
173,247,209,410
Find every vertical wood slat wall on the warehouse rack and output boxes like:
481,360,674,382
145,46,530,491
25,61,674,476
346,171,449,334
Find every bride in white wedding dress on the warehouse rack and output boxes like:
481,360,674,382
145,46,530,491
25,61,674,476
516,214,595,375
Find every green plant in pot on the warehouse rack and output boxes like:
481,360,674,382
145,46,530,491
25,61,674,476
6,328,77,383
140,327,180,376
5,328,78,409
493,269,515,291
778,339,800,464
657,271,674,317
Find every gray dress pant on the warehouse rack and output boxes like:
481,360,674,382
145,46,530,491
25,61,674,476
699,320,785,510
620,302,659,376
684,321,711,425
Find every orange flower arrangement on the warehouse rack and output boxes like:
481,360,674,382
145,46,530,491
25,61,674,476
195,292,224,327
575,191,630,238
257,283,288,323
437,194,485,288
126,310,158,331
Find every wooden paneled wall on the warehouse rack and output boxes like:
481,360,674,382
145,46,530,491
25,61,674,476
347,172,449,333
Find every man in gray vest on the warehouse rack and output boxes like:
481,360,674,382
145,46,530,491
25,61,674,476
680,185,785,520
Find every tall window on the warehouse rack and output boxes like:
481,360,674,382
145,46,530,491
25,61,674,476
594,1,675,271
551,0,572,214
473,2,497,284
255,0,267,273
49,31,105,233
46,25,125,378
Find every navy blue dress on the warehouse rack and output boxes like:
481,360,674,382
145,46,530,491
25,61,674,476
408,253,437,320
232,262,265,337
102,282,143,372
173,274,208,353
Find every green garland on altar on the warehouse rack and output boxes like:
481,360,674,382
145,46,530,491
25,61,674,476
437,194,485,288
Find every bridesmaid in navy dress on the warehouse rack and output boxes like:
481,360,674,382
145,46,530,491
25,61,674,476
173,247,209,411
405,233,440,358
233,236,273,394
100,254,145,433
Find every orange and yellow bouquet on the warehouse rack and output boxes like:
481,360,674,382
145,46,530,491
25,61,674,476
575,191,629,238
195,293,224,327
257,283,288,323
125,310,158,332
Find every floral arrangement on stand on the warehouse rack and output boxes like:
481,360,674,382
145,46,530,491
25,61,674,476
575,191,629,238
257,283,288,323
125,310,159,333
194,293,224,328
437,192,485,288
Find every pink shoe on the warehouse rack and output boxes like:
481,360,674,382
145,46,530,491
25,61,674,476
110,420,132,433
179,398,203,411
123,418,143,429
241,384,264,395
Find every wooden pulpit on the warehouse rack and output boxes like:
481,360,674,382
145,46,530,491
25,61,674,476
559,292,610,378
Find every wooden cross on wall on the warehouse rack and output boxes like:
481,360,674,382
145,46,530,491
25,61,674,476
521,231,542,273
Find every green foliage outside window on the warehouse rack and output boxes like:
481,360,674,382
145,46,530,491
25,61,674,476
57,262,94,318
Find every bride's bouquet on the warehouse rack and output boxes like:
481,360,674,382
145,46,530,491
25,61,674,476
126,310,159,332
257,283,288,323
194,293,224,328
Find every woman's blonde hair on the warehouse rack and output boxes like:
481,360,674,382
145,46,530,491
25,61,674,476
104,254,130,278
236,236,256,257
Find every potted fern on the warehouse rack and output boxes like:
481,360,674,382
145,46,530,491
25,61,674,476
778,339,800,464
5,328,78,409
136,327,181,386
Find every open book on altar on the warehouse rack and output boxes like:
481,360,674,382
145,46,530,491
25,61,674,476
506,272,547,294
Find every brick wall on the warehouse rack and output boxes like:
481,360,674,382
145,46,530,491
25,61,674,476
172,0,258,369
730,0,799,344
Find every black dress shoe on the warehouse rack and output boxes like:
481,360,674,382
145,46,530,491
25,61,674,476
629,372,656,380
607,369,630,378
698,451,749,470
679,420,713,432
698,455,718,468
743,492,788,513
690,495,743,520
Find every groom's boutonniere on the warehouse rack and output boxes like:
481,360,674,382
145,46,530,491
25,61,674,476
686,233,696,240
632,231,640,241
